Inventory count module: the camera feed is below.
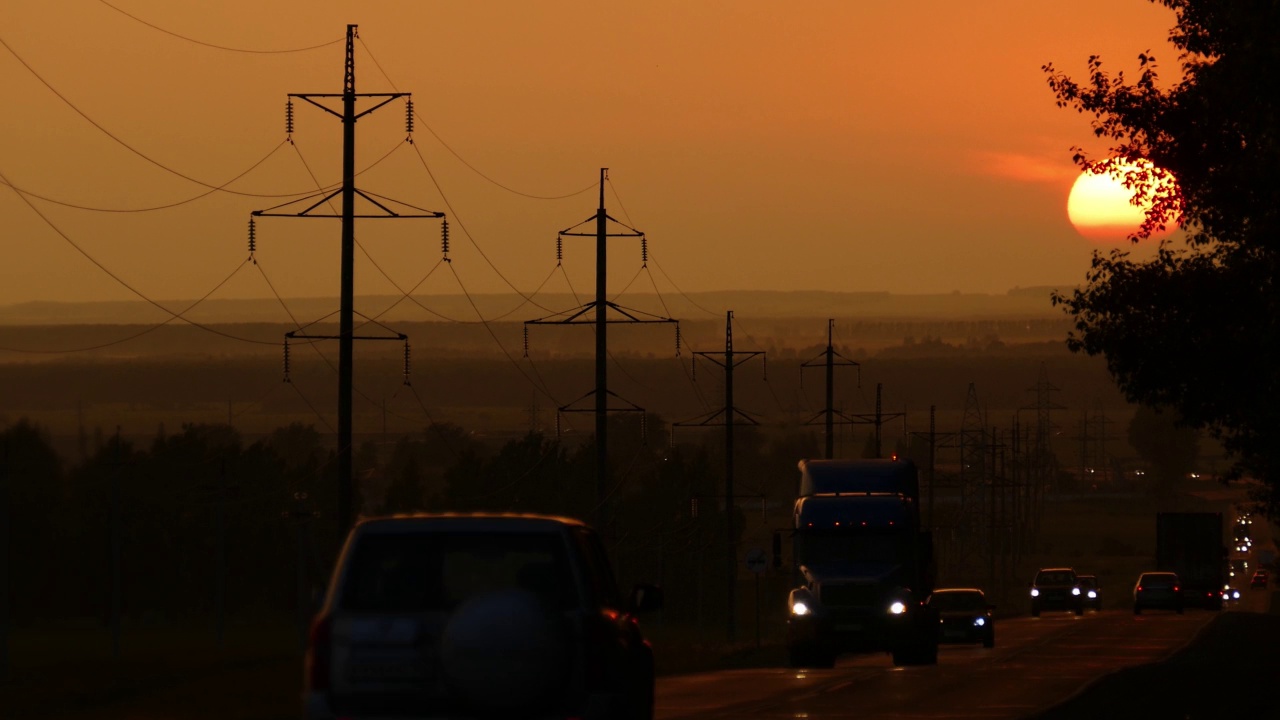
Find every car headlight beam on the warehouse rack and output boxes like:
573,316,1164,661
791,601,810,616
1087,590,1097,599
974,617,986,627
1030,588,1040,597
888,601,907,615
1071,587,1081,596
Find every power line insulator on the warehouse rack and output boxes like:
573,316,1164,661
405,97,414,141
641,235,648,266
441,218,450,261
248,217,257,256
691,496,699,518
674,324,682,357
555,412,562,441
403,340,411,386
522,325,530,358
285,99,294,138
556,235,563,264
282,339,291,383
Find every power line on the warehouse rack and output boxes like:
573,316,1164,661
356,36,596,201
0,257,252,354
96,1,343,54
0,164,279,345
0,33,351,199
409,142,557,314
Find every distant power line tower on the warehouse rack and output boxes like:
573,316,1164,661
675,310,765,645
250,25,444,534
848,383,906,460
524,169,677,529
800,319,860,458
1022,364,1065,536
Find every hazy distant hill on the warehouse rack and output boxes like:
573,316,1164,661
0,288,1067,326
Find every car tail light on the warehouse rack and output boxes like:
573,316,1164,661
1173,585,1180,592
306,614,333,691
1137,586,1143,592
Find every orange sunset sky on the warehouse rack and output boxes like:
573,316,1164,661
0,0,1178,306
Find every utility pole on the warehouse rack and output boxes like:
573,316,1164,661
525,169,677,528
111,427,122,660
0,438,9,681
252,25,442,537
848,383,906,459
675,311,765,644
801,319,860,458
215,460,227,649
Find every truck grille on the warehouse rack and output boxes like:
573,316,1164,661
820,583,881,608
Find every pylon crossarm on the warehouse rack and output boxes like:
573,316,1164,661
358,188,445,217
603,214,643,234
354,94,410,120
674,407,727,427
291,94,344,119
252,189,344,217
559,216,597,234
527,301,599,324
731,408,762,426
603,301,676,323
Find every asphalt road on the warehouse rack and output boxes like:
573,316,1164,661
656,607,1221,720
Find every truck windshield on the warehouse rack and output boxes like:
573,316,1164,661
796,531,902,567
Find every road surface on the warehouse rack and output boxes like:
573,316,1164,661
657,607,1225,720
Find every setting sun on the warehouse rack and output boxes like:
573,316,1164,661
1067,159,1178,242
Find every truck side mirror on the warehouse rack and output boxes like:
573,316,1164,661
772,531,783,569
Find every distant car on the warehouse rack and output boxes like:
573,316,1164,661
303,513,663,720
1030,567,1084,617
1251,570,1269,589
1134,571,1183,614
928,588,995,648
1223,585,1242,603
1076,575,1102,611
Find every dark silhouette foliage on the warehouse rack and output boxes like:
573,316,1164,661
1043,1,1280,514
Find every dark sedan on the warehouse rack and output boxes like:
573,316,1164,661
928,588,995,648
1134,571,1183,614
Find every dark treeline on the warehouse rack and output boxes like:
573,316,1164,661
0,414,823,629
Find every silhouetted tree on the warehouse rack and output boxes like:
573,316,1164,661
1044,1,1280,514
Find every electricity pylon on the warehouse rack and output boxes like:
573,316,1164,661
251,25,444,534
524,169,677,529
800,319,860,458
675,310,765,645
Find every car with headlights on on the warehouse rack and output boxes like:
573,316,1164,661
1076,575,1102,611
927,588,995,648
1222,585,1242,603
303,513,663,720
1133,571,1183,614
1029,567,1084,617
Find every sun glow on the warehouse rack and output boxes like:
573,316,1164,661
1067,159,1178,242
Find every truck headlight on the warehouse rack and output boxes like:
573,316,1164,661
1030,588,1040,597
973,617,986,627
888,601,907,615
791,601,810,616
1071,587,1081,596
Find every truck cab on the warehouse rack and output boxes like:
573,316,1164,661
784,459,939,668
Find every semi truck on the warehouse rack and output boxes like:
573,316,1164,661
781,458,939,668
1156,512,1226,610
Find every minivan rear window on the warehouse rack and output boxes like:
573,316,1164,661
339,531,578,612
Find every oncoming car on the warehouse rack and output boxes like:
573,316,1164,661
1030,568,1084,617
927,588,995,648
1076,574,1102,611
303,513,663,720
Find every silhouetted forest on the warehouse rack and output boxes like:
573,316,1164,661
0,414,820,629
